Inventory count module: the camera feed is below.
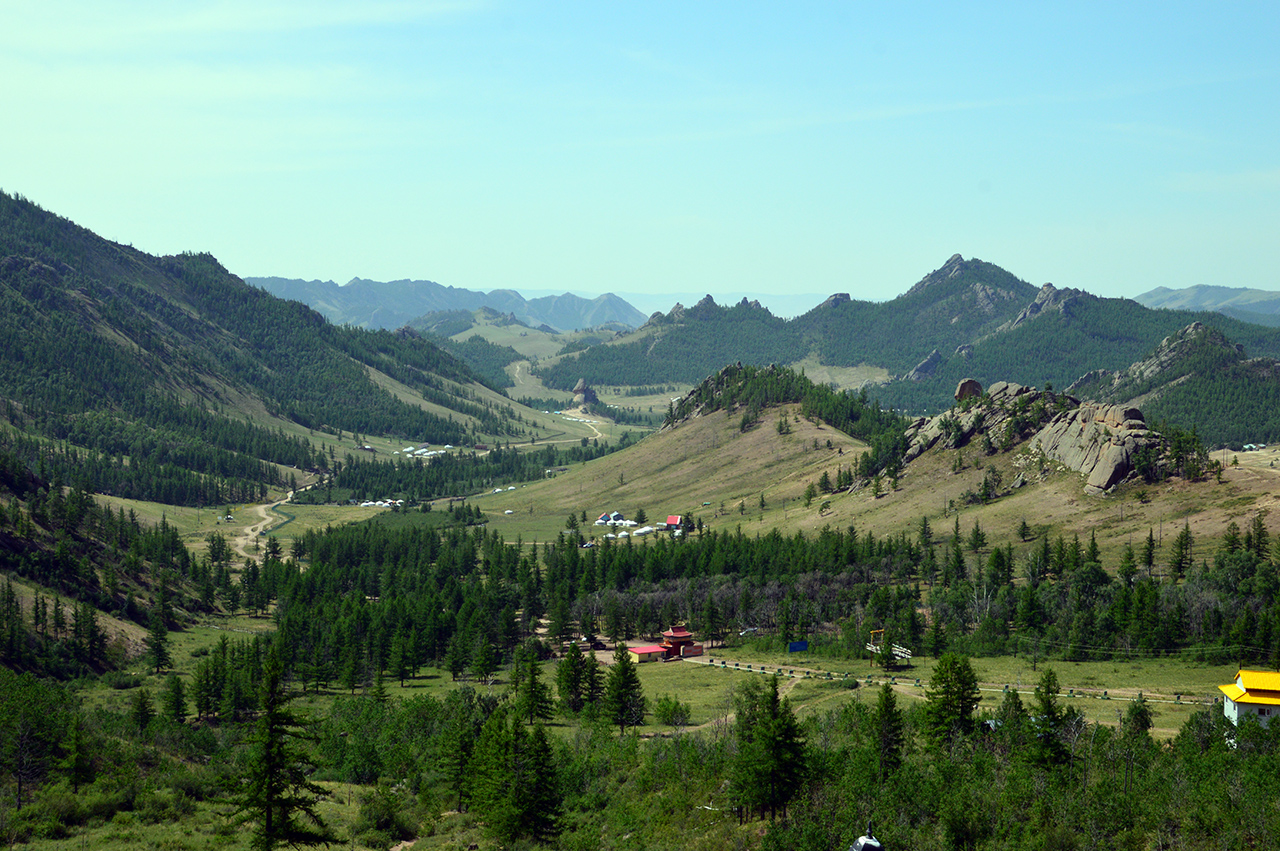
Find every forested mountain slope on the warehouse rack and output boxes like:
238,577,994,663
537,254,1280,446
0,192,528,506
1068,323,1280,447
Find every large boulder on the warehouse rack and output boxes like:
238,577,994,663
1029,403,1152,494
954,378,982,402
902,381,1161,493
572,378,598,407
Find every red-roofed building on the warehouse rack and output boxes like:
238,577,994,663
666,515,682,528
629,645,667,664
628,625,704,662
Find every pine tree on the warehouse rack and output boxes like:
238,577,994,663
556,642,586,713
231,647,332,850
147,605,172,675
1250,512,1270,560
874,682,905,781
515,654,554,725
925,652,980,746
387,630,408,687
131,687,154,735
471,640,498,685
604,644,646,734
583,650,605,711
470,708,563,842
163,672,187,723
730,676,806,821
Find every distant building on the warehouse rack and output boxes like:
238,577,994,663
661,625,703,658
628,625,703,663
629,645,667,664
1219,670,1280,727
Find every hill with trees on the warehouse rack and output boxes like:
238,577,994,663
535,254,1280,446
0,192,544,507
1068,322,1280,447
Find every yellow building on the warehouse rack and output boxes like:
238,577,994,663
1219,669,1280,727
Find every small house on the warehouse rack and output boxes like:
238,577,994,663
629,645,667,664
1219,669,1280,727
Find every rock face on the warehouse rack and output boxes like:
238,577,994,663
1029,403,1151,494
954,378,982,402
906,350,943,382
904,380,1039,462
903,380,1163,494
572,378,598,407
995,282,1087,334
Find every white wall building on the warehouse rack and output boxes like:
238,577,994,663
1220,670,1280,727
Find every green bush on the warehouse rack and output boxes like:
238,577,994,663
353,781,418,850
652,694,692,728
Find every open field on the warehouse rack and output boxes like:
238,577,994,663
784,356,894,393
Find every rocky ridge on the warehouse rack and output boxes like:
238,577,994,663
904,380,1164,494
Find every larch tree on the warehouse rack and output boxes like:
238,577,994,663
231,647,332,851
604,643,646,734
925,652,980,746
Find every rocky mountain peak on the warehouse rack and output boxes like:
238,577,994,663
818,292,851,309
995,282,1087,333
905,254,967,297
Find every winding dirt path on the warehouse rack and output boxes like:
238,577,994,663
230,499,283,560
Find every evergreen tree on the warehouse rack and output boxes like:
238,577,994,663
1250,512,1270,560
147,604,172,675
604,644,646,734
583,650,605,711
1030,667,1080,768
231,647,332,851
471,640,498,685
874,682,905,781
131,687,154,735
701,592,723,648
967,519,987,553
387,630,408,688
163,672,187,723
470,707,562,842
515,654,554,725
556,641,586,714
730,676,806,821
925,653,980,746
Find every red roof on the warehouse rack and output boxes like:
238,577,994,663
666,515,682,526
629,644,667,655
662,626,693,640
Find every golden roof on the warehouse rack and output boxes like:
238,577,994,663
1220,670,1280,705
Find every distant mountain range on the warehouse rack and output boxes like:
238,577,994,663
534,254,1280,444
248,276,648,333
1134,284,1280,327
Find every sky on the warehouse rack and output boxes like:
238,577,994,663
3,2,1278,316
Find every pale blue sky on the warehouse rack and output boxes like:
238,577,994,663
3,2,1277,313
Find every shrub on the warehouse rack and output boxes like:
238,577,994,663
653,694,692,729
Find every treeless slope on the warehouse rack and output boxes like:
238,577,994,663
507,404,868,530
496,396,1280,573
